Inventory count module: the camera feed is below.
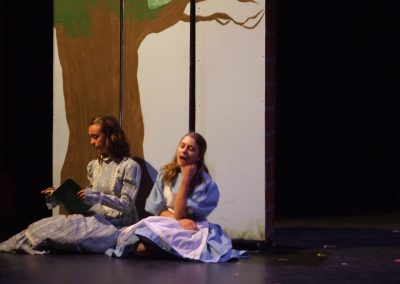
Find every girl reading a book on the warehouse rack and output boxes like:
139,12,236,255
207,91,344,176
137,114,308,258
0,115,141,254
106,132,248,262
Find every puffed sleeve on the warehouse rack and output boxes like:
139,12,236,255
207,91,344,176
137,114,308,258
187,173,220,220
86,159,96,189
85,159,141,215
144,172,167,216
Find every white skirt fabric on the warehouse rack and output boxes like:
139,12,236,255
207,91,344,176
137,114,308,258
0,214,119,254
106,216,248,262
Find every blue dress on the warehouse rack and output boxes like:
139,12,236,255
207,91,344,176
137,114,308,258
0,157,141,254
106,171,248,262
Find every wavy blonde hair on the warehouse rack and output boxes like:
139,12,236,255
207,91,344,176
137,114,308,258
161,132,209,189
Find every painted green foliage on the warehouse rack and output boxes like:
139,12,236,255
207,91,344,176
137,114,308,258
54,0,174,37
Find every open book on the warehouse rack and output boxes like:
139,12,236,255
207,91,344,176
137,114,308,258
52,178,91,214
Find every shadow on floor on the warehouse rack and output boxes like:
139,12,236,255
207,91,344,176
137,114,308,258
1,213,400,284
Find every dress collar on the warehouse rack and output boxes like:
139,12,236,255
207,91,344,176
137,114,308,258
100,155,113,163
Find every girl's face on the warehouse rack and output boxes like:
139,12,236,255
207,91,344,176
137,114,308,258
88,124,109,156
176,135,200,167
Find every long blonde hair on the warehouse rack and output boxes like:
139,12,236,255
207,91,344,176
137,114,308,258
162,132,209,189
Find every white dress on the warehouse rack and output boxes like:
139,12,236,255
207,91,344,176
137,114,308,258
106,171,248,262
0,157,141,254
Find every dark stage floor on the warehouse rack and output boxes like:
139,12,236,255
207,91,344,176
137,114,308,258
1,213,399,284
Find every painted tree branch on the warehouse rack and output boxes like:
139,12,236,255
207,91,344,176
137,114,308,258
181,9,265,29
179,0,265,29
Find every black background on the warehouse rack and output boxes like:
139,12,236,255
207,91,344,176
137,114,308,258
0,1,399,235
276,2,400,217
1,0,53,233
